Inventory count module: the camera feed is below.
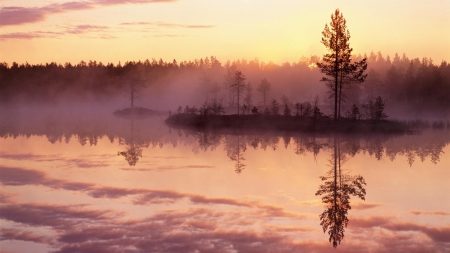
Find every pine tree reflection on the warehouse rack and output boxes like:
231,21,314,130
225,135,246,173
315,137,366,248
293,135,326,158
117,119,144,166
190,131,223,154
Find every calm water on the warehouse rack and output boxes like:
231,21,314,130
1,109,449,253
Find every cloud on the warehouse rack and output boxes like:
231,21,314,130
65,25,109,34
152,156,186,159
2,174,449,253
120,164,216,171
0,191,14,203
264,225,316,233
120,21,215,29
351,201,383,210
0,166,308,222
0,166,94,192
411,210,450,216
0,153,110,166
0,153,63,161
2,204,448,253
94,0,177,5
0,166,47,186
0,203,115,227
385,222,450,243
0,0,177,27
189,195,253,207
295,199,322,206
349,216,393,228
0,229,52,244
349,215,450,246
151,34,186,38
88,187,147,199
0,7,49,26
65,158,111,168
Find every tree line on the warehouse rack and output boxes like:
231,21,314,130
1,53,449,115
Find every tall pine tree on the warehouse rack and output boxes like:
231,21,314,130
317,9,367,121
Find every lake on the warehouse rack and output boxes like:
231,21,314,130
1,108,449,252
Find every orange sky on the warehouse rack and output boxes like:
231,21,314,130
0,0,449,65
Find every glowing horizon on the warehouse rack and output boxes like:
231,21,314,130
0,0,449,65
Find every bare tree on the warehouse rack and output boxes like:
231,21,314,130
121,77,146,109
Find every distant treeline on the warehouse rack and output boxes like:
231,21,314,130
1,53,449,113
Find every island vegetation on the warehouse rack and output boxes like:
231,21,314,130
165,9,442,134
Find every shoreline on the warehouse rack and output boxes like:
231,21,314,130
164,114,429,134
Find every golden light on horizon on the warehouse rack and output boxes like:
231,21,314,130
0,0,449,64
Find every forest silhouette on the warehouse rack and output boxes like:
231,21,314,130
1,53,449,116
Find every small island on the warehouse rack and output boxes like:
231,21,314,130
165,96,441,134
166,113,418,134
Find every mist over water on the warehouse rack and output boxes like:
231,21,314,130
2,53,449,119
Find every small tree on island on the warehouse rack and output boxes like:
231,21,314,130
362,96,387,120
295,102,303,117
251,107,259,115
271,99,280,115
345,104,361,120
303,101,313,118
374,96,388,120
283,104,291,116
241,104,249,115
120,76,146,109
313,96,322,120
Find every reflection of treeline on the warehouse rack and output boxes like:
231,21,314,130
1,53,450,113
1,110,448,166
0,109,178,149
182,130,450,167
166,112,450,134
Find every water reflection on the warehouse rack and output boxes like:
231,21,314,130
188,131,448,170
225,135,246,173
1,109,448,168
1,111,450,252
117,119,144,166
315,137,366,248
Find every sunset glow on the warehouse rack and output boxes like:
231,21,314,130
1,1,450,252
1,0,449,64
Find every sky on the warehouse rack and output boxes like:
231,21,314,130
0,0,449,65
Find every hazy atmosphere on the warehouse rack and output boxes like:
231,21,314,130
1,1,450,252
